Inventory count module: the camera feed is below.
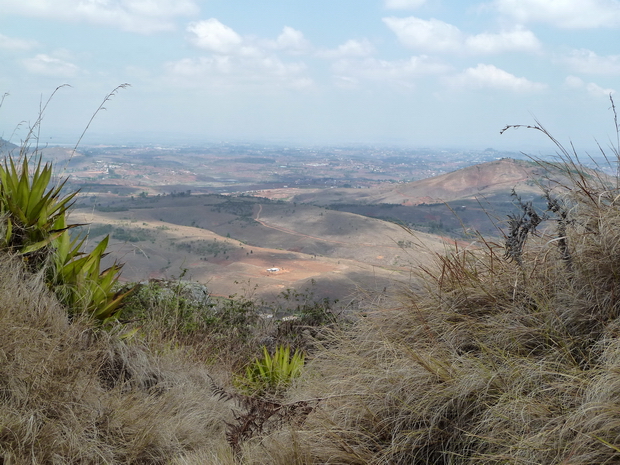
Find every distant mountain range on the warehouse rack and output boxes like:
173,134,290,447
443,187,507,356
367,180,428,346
0,138,18,154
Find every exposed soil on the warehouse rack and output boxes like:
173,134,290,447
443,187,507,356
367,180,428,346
69,203,435,301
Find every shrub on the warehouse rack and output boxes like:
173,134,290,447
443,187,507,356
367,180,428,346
121,278,215,334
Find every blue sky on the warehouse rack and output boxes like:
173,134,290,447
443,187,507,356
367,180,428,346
1,0,619,151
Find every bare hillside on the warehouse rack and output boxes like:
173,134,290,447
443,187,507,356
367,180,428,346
289,158,554,206
375,158,542,204
70,194,450,301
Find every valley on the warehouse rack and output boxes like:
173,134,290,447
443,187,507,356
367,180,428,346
70,194,448,301
20,141,588,301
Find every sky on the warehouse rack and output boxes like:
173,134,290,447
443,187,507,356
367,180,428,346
1,0,620,151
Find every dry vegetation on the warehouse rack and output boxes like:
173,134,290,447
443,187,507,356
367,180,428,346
0,254,231,463
6,111,620,463
247,124,620,464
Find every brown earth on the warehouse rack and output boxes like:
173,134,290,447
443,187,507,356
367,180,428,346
70,197,449,301
276,158,560,206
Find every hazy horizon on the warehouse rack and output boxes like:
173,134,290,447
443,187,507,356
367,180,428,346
1,1,619,153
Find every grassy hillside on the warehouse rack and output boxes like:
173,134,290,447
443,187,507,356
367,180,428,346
6,119,620,463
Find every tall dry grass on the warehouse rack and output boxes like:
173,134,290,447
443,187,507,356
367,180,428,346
237,122,620,464
0,253,235,464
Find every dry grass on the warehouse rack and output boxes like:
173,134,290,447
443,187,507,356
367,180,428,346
232,132,620,464
6,114,620,463
0,254,236,464
0,251,342,464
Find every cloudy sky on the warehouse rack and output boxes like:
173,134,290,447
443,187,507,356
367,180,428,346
0,0,619,150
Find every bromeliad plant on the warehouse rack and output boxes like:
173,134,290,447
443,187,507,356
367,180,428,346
236,345,305,396
51,214,134,322
0,153,133,322
0,155,78,263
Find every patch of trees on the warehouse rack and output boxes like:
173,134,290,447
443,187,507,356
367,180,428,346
75,224,154,242
211,199,256,217
175,239,230,257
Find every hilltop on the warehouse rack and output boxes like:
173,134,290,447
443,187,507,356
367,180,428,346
0,138,17,153
285,158,559,206
371,157,544,204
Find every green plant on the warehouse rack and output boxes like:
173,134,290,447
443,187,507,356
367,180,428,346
0,155,133,322
52,221,133,322
0,86,134,322
0,155,78,263
236,345,305,396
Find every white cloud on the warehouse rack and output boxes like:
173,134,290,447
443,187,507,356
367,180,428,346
187,19,243,54
2,0,198,33
331,55,450,87
586,82,616,96
165,54,312,90
565,75,584,88
383,16,540,54
450,64,546,92
564,75,615,97
271,27,311,54
492,0,620,28
384,16,462,52
465,27,541,54
562,49,620,75
22,54,80,77
317,39,375,59
189,21,311,56
384,0,427,9
178,20,314,90
333,75,360,89
0,33,37,51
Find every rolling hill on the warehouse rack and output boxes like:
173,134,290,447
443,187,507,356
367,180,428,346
69,157,608,300
70,194,450,302
288,158,550,206
267,158,606,238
